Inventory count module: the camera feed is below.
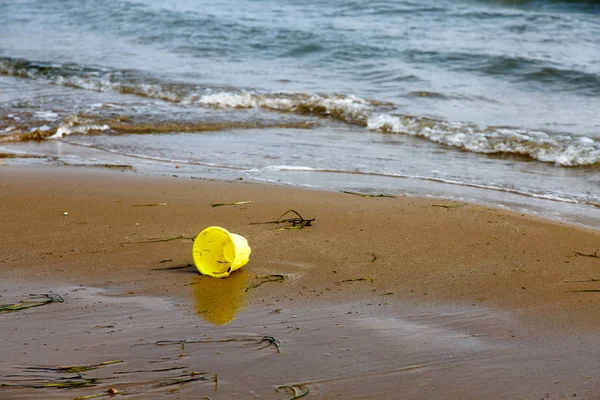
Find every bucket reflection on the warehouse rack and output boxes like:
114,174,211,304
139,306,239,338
191,269,249,326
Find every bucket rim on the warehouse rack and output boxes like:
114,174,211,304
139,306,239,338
199,226,235,247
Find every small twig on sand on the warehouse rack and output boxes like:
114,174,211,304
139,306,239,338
574,250,600,259
564,278,600,283
131,202,168,207
211,201,254,208
334,277,374,284
343,191,395,198
245,275,285,292
151,263,194,271
570,290,600,293
432,203,466,209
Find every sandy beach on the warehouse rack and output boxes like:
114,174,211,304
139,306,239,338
1,165,600,399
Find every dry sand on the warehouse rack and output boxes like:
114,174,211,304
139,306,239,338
1,165,599,399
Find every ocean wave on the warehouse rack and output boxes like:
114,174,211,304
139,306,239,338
366,114,600,167
472,0,600,13
403,50,600,96
197,92,600,167
0,57,195,102
2,56,599,166
198,92,372,123
0,56,375,122
0,110,316,142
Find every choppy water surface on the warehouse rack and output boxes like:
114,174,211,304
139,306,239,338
1,0,599,228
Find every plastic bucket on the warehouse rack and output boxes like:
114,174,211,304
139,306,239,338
192,226,251,278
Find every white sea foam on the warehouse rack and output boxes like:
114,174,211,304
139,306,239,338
33,111,59,121
199,92,600,166
197,92,600,166
199,92,371,122
367,114,600,167
50,115,110,139
262,165,316,171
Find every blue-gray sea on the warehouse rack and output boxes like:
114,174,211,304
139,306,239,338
1,0,599,228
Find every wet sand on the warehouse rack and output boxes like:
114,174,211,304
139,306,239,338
1,165,599,399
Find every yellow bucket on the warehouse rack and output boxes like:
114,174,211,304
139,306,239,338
192,226,251,278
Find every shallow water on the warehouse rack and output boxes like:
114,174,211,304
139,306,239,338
1,0,599,228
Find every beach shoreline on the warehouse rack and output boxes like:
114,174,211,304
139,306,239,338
1,165,599,399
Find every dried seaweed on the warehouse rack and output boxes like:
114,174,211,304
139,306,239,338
574,250,600,259
211,201,254,208
369,253,377,263
60,163,133,170
0,293,64,313
3,362,210,397
334,277,374,284
20,360,123,374
251,210,315,232
564,278,600,283
276,384,309,399
120,235,194,245
245,275,285,292
1,376,99,389
432,203,466,209
0,152,47,159
74,393,111,400
155,336,281,353
571,290,600,293
151,263,194,271
74,388,119,400
131,202,168,207
152,375,208,387
343,191,395,198
258,336,282,353
112,366,186,375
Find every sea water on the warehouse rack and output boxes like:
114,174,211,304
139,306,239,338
1,0,599,228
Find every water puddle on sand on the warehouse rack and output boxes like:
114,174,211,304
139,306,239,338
1,282,599,399
190,270,250,326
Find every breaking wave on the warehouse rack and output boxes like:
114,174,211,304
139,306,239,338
366,114,600,167
0,112,314,142
198,92,600,167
